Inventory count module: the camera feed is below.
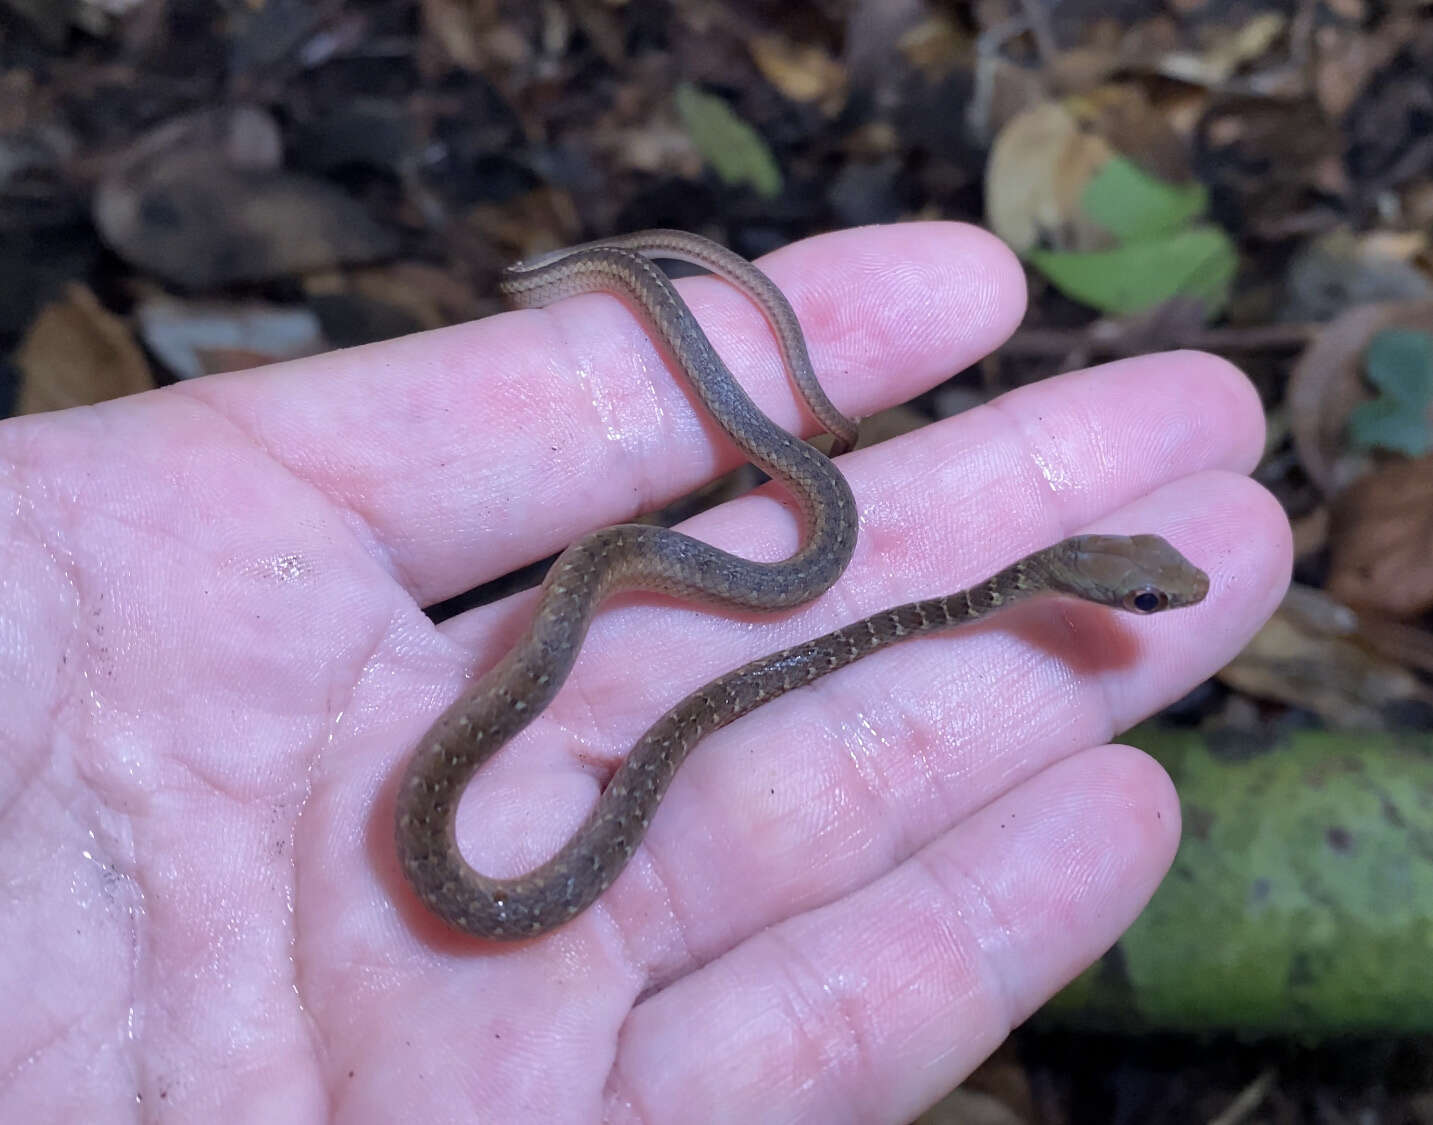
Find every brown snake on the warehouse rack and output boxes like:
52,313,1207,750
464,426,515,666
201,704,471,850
394,231,1210,941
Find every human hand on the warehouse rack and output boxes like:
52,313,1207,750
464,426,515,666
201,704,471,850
0,223,1289,1121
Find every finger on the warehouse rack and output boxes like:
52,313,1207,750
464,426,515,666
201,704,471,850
422,351,1285,957
175,222,1027,604
607,743,1179,1123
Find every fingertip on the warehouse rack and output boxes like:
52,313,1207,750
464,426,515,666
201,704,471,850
758,222,1029,415
1166,470,1293,625
1088,742,1183,864
1157,350,1267,471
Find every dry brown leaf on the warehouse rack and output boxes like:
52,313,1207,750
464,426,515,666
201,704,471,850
988,86,1193,253
850,404,928,449
1217,583,1433,726
915,1088,1027,1125
960,1043,1037,1124
333,262,487,332
565,1,626,69
1067,83,1194,185
1312,13,1415,119
1290,505,1330,559
895,13,968,82
1313,19,1405,119
985,101,1114,255
94,107,397,288
465,188,583,261
1328,455,1433,616
1357,613,1433,679
1286,228,1432,322
1047,43,1127,94
135,297,327,380
1406,179,1433,230
419,0,528,72
17,284,153,414
1286,297,1433,494
749,35,847,112
1155,12,1286,87
1115,13,1182,72
594,115,705,178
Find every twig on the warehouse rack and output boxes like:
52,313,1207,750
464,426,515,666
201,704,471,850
1001,321,1319,359
1207,1069,1277,1125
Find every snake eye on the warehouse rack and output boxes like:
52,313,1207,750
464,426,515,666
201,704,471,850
1124,588,1168,614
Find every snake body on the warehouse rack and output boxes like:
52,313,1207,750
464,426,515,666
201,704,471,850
394,232,1210,941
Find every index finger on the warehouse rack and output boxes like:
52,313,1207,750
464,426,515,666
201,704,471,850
172,223,1027,605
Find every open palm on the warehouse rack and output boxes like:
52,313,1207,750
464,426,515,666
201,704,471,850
1,223,1288,1122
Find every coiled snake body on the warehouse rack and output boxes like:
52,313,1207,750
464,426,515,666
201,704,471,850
394,231,1209,940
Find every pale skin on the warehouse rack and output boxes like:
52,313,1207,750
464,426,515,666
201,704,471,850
0,223,1290,1122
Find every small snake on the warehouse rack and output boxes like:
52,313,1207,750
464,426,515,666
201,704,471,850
394,231,1210,941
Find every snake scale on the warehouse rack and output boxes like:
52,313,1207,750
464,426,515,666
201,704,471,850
394,231,1210,940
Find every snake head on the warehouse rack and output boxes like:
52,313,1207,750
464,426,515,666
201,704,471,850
1055,534,1210,614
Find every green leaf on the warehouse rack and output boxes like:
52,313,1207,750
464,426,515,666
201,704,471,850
674,83,783,199
1348,398,1432,456
1029,224,1237,317
1047,728,1433,1036
1349,328,1433,456
1364,328,1433,402
1082,156,1209,242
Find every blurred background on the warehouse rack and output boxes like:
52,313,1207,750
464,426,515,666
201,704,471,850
3,1,1432,1121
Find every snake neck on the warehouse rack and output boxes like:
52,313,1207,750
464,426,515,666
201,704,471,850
609,552,1059,782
